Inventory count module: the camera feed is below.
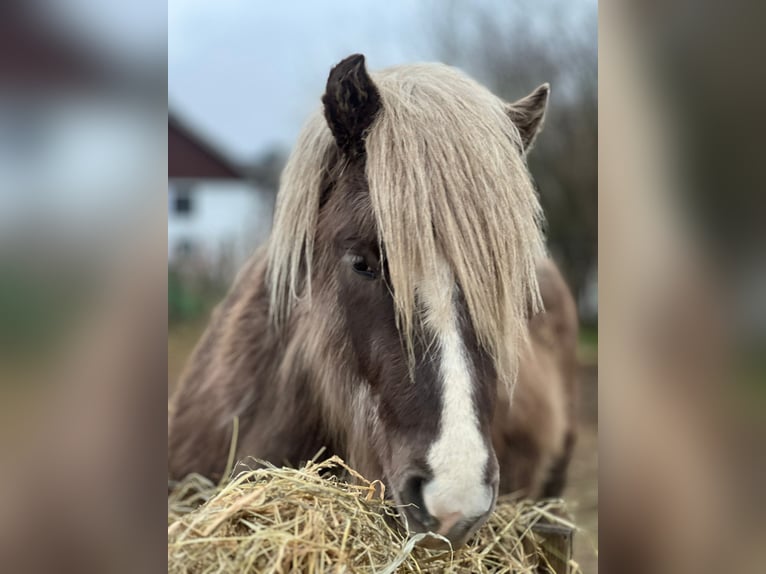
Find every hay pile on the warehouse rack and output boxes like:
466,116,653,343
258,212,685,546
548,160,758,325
168,456,580,573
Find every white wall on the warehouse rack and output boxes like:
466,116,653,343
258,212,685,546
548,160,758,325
167,180,273,275
0,97,162,253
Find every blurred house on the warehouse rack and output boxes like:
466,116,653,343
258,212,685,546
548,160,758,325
0,7,160,259
168,114,273,279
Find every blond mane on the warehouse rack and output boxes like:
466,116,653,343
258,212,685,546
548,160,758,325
268,62,546,387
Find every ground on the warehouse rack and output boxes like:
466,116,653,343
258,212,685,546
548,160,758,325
566,362,598,573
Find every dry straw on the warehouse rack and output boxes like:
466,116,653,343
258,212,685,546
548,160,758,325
168,456,580,573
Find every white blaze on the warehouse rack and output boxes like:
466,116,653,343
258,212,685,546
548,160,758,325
418,257,493,530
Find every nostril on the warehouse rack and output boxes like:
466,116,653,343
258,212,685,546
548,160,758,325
400,475,438,529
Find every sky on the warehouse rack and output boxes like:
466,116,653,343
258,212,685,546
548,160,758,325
168,0,596,165
169,0,441,163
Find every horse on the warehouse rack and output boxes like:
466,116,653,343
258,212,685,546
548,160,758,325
168,54,578,547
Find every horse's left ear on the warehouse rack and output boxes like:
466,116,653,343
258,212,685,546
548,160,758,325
506,83,550,153
322,54,382,157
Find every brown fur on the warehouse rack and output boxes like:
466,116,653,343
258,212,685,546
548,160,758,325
492,260,579,498
168,250,578,498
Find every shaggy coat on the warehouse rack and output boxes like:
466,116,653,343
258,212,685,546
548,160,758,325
168,254,578,496
169,55,578,543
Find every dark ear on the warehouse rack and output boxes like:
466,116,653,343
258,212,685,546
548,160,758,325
506,83,550,153
322,54,382,157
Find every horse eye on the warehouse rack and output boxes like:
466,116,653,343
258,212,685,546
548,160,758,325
350,255,376,279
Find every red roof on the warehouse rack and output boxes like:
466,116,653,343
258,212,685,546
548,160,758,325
0,8,108,89
168,114,243,180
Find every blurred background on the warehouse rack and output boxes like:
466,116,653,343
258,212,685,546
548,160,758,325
0,1,167,573
599,2,766,573
167,0,598,570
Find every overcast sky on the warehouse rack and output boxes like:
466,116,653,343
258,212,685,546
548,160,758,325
169,0,443,163
168,0,596,164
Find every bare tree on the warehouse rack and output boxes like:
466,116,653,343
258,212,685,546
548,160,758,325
244,147,288,193
429,0,597,311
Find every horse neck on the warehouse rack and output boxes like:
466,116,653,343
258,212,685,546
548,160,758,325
276,299,362,459
259,249,377,471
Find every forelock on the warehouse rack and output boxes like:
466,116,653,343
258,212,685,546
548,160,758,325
267,62,546,389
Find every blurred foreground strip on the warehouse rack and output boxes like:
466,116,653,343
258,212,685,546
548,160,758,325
601,2,766,573
0,1,166,573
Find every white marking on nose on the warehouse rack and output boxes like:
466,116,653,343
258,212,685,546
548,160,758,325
417,257,492,525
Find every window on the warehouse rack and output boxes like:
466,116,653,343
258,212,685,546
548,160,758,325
174,189,193,215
